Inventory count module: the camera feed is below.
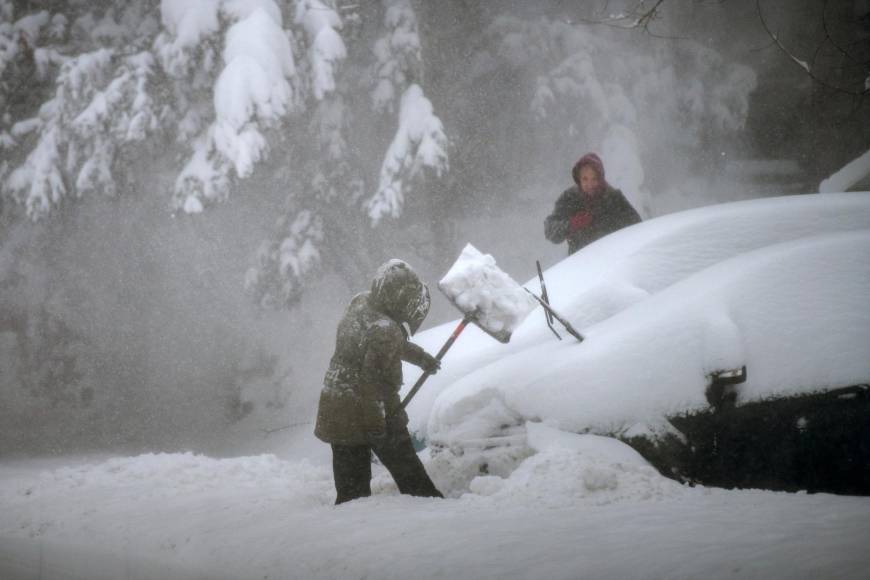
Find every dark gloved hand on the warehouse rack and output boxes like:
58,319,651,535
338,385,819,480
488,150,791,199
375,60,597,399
569,210,592,231
420,352,441,374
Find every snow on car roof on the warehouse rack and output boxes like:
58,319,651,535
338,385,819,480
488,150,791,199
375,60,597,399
405,193,870,443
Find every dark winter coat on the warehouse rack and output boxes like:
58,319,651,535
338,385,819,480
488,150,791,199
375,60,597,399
544,185,642,254
314,292,430,446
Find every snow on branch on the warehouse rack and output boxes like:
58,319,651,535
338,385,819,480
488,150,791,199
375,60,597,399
212,9,296,176
168,0,300,213
371,0,422,114
295,0,346,101
5,45,163,218
6,48,113,217
367,84,448,225
2,1,303,219
157,0,221,76
294,0,354,198
6,127,66,217
245,209,324,308
244,0,354,308
172,134,230,215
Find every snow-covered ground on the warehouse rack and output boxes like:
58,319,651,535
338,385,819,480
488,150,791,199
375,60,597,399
2,428,870,580
2,194,869,579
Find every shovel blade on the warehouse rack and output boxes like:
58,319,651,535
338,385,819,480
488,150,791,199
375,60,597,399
438,244,538,343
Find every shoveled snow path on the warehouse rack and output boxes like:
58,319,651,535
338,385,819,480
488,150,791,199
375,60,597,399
1,453,869,580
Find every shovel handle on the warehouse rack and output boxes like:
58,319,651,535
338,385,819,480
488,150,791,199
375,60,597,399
399,314,472,410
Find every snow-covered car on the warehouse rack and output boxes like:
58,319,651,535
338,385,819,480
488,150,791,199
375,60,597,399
403,193,870,494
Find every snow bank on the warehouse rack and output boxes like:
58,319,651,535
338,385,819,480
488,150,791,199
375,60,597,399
405,194,870,442
438,244,537,342
465,423,683,507
525,421,649,466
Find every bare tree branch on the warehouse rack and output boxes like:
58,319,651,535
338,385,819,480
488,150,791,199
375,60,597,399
756,0,869,98
570,0,679,39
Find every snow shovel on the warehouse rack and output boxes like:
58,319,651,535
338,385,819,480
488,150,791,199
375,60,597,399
399,244,538,410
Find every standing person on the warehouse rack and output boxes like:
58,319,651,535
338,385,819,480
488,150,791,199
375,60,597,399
315,259,444,504
545,153,642,255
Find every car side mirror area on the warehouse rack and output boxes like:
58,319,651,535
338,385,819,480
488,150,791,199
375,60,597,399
705,366,747,411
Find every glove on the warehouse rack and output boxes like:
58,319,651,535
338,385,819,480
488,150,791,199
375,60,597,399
569,210,592,232
420,352,441,374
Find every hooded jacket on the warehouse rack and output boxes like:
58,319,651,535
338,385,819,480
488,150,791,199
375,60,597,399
314,270,431,446
545,185,642,254
546,153,642,254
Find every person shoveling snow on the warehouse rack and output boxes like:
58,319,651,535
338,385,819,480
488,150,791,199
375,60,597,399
315,249,537,504
315,260,444,504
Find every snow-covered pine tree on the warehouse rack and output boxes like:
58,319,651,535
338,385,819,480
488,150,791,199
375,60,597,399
245,0,449,308
1,2,160,218
1,0,302,218
366,0,448,225
244,0,350,308
158,0,302,213
3,0,450,309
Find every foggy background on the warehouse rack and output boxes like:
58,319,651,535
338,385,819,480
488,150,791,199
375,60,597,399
1,0,867,457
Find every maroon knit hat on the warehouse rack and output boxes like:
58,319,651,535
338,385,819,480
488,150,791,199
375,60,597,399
571,153,609,190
